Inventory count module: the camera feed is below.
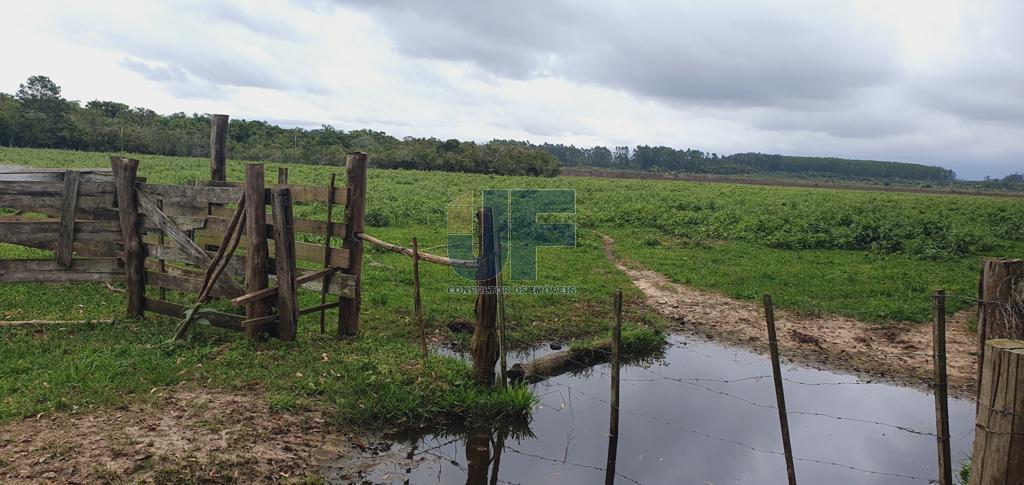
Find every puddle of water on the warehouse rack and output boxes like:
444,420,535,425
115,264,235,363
329,334,974,484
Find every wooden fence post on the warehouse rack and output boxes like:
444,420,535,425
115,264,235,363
111,157,144,317
471,207,499,385
412,237,427,362
244,164,270,340
764,294,797,485
977,260,1024,390
968,339,1024,484
55,170,80,268
338,152,367,337
272,187,298,341
318,173,337,333
210,114,228,183
933,289,952,485
277,167,288,185
605,289,623,485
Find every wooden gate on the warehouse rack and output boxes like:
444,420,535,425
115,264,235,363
0,155,366,342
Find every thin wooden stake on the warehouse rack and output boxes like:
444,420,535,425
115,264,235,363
412,237,427,363
933,289,953,485
764,294,797,485
605,289,623,485
318,173,337,333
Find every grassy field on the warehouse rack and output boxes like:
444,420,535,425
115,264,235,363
1,146,1021,426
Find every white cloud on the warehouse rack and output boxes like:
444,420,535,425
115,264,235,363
0,0,1020,179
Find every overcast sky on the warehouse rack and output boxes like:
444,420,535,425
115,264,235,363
3,0,1021,179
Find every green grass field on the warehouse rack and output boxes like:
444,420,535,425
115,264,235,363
1,146,1021,426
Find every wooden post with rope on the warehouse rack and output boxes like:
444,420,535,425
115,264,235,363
338,152,367,337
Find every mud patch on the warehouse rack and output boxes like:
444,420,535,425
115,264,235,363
602,235,978,398
0,385,394,483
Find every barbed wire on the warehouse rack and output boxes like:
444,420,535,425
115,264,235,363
546,378,938,483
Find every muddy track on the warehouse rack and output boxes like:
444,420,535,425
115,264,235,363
602,235,978,398
0,386,415,483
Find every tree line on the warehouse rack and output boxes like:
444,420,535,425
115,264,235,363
0,75,1003,184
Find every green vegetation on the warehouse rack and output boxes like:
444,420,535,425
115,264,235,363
1,145,1021,426
10,75,1023,185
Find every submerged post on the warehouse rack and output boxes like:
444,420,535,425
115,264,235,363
338,152,367,337
605,289,623,485
764,294,797,485
210,114,228,183
933,289,953,485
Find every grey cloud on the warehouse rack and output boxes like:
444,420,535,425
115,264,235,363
119,58,189,83
342,0,900,107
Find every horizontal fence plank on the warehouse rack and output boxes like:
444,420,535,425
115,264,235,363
142,243,248,277
0,180,115,197
0,193,117,219
287,184,347,206
144,271,242,299
192,181,346,206
0,220,122,250
142,297,244,332
209,206,344,238
196,233,349,268
0,258,124,283
0,168,113,183
136,183,244,205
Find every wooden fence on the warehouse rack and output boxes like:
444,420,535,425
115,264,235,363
0,154,367,342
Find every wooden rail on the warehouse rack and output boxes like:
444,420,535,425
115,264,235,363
358,233,477,268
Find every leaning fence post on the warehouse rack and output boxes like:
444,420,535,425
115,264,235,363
471,207,499,385
338,152,367,337
764,294,797,485
969,339,1024,484
111,157,144,317
933,289,953,485
244,163,270,340
210,114,228,183
605,289,623,485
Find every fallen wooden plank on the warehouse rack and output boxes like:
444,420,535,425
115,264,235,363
0,319,114,327
142,297,244,332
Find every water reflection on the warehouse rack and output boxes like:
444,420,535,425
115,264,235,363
327,334,975,484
